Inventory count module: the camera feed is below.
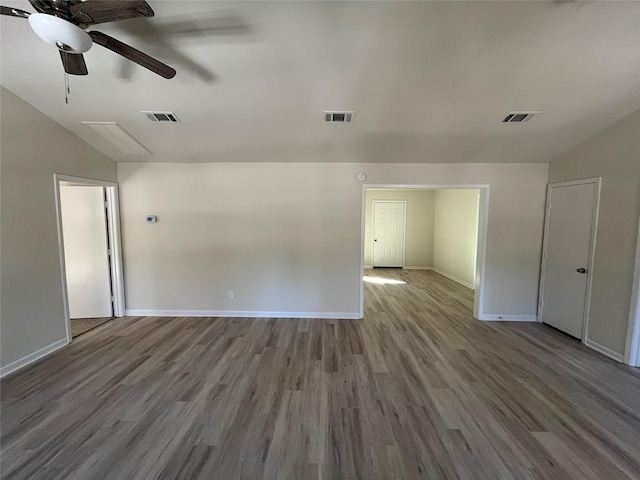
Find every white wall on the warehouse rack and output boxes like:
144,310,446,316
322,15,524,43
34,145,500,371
119,162,548,319
119,163,362,317
0,87,117,373
548,110,640,358
364,189,435,269
433,189,480,289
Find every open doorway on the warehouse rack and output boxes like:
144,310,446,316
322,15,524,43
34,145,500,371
54,175,125,341
359,185,489,320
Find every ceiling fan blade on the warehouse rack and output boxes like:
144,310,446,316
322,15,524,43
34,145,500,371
59,51,88,75
69,0,153,26
26,0,48,14
88,31,176,79
1,5,31,18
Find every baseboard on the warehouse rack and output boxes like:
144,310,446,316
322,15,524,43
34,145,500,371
0,338,68,379
584,338,624,363
479,314,538,322
432,268,475,290
125,310,361,320
365,266,432,271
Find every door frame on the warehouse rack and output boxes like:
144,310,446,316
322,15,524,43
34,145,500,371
537,177,601,343
360,184,489,320
625,212,640,366
372,200,407,268
54,174,126,343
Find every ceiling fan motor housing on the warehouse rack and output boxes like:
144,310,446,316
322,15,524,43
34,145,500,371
28,13,92,53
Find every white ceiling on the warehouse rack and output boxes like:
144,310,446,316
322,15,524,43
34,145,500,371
1,1,639,164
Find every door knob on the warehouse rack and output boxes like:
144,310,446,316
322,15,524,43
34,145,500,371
576,268,587,274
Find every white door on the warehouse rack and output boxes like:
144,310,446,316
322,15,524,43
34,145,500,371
373,201,405,267
540,181,599,338
60,186,113,319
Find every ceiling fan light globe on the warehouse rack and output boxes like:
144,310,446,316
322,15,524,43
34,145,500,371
28,13,93,53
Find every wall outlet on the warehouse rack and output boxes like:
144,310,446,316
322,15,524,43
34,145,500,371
228,290,234,299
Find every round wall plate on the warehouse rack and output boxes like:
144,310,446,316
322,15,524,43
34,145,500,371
356,172,367,182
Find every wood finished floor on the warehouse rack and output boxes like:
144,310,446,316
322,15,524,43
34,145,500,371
2,269,640,479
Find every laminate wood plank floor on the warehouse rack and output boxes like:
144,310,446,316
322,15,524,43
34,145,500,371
2,269,640,479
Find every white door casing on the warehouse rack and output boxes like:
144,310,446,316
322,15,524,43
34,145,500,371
625,211,640,366
373,201,406,267
60,185,113,319
539,180,600,339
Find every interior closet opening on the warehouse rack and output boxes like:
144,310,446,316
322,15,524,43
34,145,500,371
54,175,125,341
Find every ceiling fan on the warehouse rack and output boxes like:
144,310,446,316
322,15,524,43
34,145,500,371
1,0,176,78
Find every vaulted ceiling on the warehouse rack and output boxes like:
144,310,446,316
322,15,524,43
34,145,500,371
1,1,638,163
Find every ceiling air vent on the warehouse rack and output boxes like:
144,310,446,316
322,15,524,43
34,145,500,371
324,111,355,123
502,111,541,123
143,111,181,123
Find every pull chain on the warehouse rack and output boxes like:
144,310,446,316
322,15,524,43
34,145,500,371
62,52,70,104
65,71,70,104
